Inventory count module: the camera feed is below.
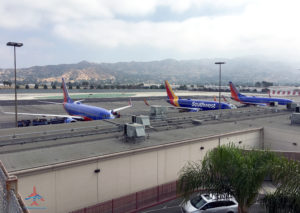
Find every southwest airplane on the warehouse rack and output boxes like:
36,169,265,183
3,78,132,122
164,80,235,111
229,81,293,106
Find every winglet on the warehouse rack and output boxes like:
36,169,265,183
144,98,150,106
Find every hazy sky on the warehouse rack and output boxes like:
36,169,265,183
1,0,300,68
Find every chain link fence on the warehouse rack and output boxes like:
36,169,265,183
0,161,29,213
0,163,8,213
8,189,24,213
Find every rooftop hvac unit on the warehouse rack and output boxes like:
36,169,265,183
287,102,298,110
132,115,150,127
291,112,300,125
150,106,168,119
124,123,146,139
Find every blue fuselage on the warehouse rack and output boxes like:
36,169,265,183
238,95,293,105
167,98,232,111
64,102,113,120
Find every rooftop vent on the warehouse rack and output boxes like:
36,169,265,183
150,106,168,120
132,115,150,127
124,123,146,141
291,112,300,125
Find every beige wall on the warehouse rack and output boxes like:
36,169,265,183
220,131,262,149
17,129,262,213
264,126,300,151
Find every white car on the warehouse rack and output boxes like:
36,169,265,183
181,193,238,213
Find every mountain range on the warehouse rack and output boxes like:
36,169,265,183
0,57,299,85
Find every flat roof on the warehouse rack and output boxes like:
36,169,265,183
0,118,264,173
0,97,298,174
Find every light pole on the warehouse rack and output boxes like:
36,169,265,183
215,62,225,111
7,42,23,127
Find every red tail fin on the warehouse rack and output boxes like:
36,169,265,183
165,80,178,100
62,78,73,103
229,82,240,101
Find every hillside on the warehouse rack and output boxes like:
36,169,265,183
0,58,299,84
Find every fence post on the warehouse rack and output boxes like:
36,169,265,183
112,199,114,213
157,185,159,202
136,192,138,210
6,175,18,200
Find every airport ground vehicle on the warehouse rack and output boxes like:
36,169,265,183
17,120,31,127
32,118,48,126
17,117,67,127
181,193,238,213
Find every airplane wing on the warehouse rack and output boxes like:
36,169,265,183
38,100,63,105
239,101,267,107
39,100,85,104
3,111,84,120
111,99,132,113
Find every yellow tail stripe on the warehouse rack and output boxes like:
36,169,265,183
174,98,180,107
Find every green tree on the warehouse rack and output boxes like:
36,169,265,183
25,84,29,89
255,82,261,87
150,85,158,89
3,81,12,87
34,84,39,89
52,85,56,89
43,85,48,89
262,156,300,212
82,81,89,88
179,85,187,90
159,84,165,89
178,144,276,213
262,81,273,87
76,85,80,89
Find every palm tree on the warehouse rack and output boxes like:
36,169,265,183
178,144,276,213
262,156,300,212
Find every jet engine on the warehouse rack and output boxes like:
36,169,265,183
65,117,77,123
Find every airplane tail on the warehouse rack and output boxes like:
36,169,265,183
229,82,241,101
62,78,73,103
165,80,178,100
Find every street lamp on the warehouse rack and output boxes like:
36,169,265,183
215,62,225,111
7,42,23,127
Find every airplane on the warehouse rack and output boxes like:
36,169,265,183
3,78,132,123
25,186,45,206
229,81,293,106
163,80,236,111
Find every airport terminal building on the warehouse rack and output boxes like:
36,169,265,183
0,105,300,213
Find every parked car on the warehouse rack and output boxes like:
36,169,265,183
181,193,238,213
32,118,48,126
